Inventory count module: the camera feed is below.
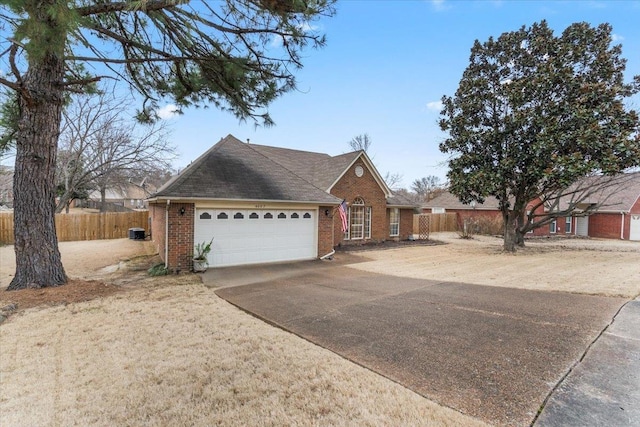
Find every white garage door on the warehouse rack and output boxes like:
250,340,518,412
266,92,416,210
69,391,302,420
575,216,589,237
630,214,640,241
194,209,317,267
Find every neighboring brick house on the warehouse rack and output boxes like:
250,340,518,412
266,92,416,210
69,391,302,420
147,134,416,271
423,172,640,241
81,184,155,210
542,172,640,240
422,191,503,226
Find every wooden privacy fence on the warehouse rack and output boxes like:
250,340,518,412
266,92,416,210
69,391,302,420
413,213,458,238
0,211,149,245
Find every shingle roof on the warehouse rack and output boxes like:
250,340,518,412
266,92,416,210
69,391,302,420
387,192,418,208
153,135,340,204
554,172,640,213
153,134,417,208
249,144,362,191
422,173,640,213
422,191,502,210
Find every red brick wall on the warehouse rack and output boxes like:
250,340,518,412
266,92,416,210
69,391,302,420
149,203,166,262
330,160,388,246
589,213,623,239
318,206,335,256
166,203,195,272
399,208,414,240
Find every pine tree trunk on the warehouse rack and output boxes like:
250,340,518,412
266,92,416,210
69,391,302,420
7,51,67,290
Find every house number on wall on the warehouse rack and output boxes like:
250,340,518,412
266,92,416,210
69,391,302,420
254,204,266,208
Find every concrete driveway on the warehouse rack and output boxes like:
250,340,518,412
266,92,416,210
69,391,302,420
210,261,626,426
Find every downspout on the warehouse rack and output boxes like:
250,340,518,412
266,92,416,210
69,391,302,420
165,199,170,268
320,250,335,260
621,211,625,240
320,206,336,260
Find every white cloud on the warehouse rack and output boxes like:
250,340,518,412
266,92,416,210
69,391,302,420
156,104,180,120
431,0,448,11
426,100,443,112
612,33,624,42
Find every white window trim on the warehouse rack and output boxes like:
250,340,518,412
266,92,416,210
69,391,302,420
365,206,372,239
550,219,557,234
565,216,572,234
345,198,372,241
390,208,400,237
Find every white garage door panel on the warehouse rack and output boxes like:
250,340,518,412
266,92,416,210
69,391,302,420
630,214,640,241
575,216,589,237
195,209,317,267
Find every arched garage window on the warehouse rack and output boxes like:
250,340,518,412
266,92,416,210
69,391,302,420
347,197,371,240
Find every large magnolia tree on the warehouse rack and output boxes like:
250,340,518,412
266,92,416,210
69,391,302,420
0,0,335,290
439,21,640,251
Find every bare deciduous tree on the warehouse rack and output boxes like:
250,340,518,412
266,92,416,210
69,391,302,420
348,133,372,152
383,172,403,191
56,91,176,213
411,176,444,202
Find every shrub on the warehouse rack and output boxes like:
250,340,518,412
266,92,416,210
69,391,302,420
147,263,169,276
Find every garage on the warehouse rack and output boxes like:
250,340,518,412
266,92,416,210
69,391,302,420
630,214,640,241
194,208,317,267
575,216,589,237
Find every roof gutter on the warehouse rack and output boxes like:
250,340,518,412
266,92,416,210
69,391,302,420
148,196,342,205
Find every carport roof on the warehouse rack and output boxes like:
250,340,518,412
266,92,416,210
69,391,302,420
152,135,341,204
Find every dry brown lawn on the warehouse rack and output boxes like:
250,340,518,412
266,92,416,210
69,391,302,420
2,233,637,426
347,233,640,298
0,240,485,427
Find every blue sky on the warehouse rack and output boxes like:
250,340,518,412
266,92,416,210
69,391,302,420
162,0,640,189
3,1,638,190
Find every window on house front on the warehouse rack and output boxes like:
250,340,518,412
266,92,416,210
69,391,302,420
565,216,572,233
278,212,287,219
199,212,212,220
249,212,259,219
389,208,400,237
303,212,311,219
291,213,299,219
550,219,557,234
432,207,445,214
217,212,228,219
234,212,244,219
346,197,371,240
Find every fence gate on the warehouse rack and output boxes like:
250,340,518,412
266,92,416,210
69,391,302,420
419,214,430,240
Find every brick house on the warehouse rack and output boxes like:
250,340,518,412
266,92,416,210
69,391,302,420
147,135,416,271
423,172,640,241
422,191,503,226
539,172,640,240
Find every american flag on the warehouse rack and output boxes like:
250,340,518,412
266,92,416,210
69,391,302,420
338,200,348,233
